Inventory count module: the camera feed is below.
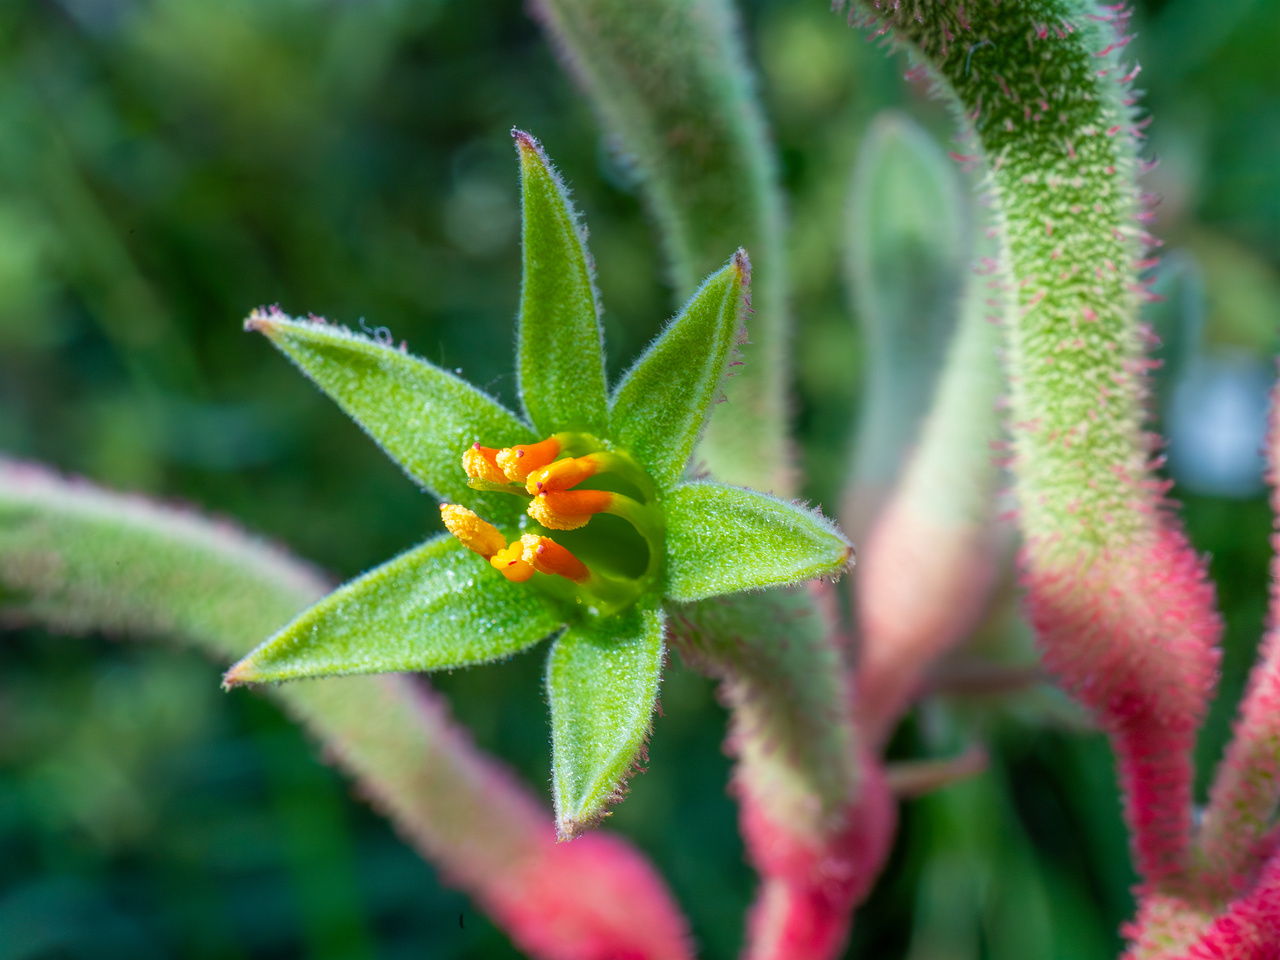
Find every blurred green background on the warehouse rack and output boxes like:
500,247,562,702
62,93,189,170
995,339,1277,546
0,0,1277,957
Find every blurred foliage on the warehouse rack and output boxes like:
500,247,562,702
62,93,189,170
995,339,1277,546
0,0,1276,957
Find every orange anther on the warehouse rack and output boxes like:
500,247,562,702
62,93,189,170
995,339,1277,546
496,436,562,482
440,504,507,559
490,542,535,582
527,489,614,531
521,534,590,583
525,454,602,494
462,443,507,483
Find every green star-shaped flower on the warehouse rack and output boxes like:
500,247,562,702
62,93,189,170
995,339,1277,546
225,131,852,838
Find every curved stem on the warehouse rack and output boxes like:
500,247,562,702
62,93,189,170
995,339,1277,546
0,458,693,960
1196,377,1280,899
840,0,1222,888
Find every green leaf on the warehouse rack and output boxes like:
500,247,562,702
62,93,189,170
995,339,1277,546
514,131,609,437
547,601,665,839
662,481,852,602
248,310,533,524
610,253,750,488
226,534,562,684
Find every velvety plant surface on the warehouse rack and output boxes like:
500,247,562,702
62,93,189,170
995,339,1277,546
0,0,1277,958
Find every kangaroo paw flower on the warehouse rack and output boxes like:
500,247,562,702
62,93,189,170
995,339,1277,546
227,132,853,837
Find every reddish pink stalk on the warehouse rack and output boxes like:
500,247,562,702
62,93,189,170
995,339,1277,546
739,749,897,960
1196,382,1280,897
319,678,694,960
487,830,695,960
1023,522,1221,886
855,498,1001,746
1175,851,1280,959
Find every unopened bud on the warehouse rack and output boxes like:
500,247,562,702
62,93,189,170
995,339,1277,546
490,542,535,582
525,454,603,494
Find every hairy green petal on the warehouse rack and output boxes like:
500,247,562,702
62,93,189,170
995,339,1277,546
226,535,562,684
547,602,665,839
248,310,533,525
610,254,750,488
663,481,852,602
514,131,609,436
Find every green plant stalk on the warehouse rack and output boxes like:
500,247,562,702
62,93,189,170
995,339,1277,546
669,587,857,830
841,0,1221,897
848,0,1148,550
0,459,693,960
669,586,889,960
531,0,791,494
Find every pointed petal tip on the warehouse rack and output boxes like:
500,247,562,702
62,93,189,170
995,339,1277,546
244,305,288,336
731,247,751,285
511,128,540,156
221,660,255,689
555,811,600,842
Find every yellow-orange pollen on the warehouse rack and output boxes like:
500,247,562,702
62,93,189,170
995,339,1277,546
461,435,617,532
450,434,657,600
440,504,543,584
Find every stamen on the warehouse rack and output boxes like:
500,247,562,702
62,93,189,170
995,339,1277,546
451,432,662,613
497,436,562,482
521,534,590,583
440,504,507,558
462,443,507,484
525,454,603,494
490,542,535,582
527,489,615,530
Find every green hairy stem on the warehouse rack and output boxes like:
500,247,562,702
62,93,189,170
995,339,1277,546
0,459,546,871
0,460,694,960
845,0,1150,553
843,0,1224,907
531,0,791,494
669,586,858,825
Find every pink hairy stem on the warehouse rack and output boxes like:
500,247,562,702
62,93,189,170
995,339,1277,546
739,747,897,960
669,585,891,960
1172,851,1280,959
1023,524,1220,887
1195,380,1280,900
855,500,1001,747
304,678,694,960
835,0,1226,889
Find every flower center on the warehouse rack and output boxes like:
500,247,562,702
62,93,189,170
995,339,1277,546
441,432,663,616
